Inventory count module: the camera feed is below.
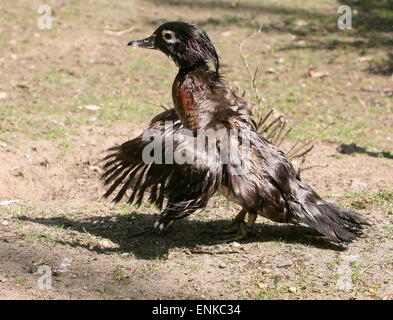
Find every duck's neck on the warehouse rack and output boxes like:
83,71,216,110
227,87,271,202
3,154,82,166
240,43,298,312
172,63,217,130
178,60,207,74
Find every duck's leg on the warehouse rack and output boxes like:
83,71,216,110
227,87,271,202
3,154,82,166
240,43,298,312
231,212,257,241
218,209,247,234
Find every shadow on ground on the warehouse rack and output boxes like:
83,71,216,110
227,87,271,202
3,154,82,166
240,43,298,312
20,212,345,259
337,143,393,159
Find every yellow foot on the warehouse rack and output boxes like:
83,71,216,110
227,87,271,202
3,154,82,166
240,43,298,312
225,223,255,241
218,209,247,234
218,219,244,234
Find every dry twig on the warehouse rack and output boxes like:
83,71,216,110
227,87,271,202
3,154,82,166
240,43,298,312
238,28,343,167
0,235,22,241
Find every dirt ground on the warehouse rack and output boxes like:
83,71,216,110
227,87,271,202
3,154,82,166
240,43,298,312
0,0,392,300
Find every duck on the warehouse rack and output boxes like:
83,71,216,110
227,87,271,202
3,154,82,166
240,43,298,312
102,21,370,243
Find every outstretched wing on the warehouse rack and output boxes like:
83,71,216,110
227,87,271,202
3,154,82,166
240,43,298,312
101,108,222,230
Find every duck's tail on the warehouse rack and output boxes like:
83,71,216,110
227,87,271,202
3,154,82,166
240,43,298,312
287,180,371,242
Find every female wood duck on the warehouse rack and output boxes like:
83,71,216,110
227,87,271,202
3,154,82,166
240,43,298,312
102,22,370,242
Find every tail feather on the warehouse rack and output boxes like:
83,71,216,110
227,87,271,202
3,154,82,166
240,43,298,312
258,144,371,243
288,195,370,242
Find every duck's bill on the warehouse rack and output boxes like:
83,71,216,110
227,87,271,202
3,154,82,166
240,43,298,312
127,35,155,49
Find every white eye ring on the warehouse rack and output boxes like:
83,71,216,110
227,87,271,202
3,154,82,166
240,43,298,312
163,32,172,40
162,30,179,44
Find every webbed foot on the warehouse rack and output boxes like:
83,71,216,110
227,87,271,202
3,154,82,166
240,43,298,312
218,209,247,234
226,223,256,241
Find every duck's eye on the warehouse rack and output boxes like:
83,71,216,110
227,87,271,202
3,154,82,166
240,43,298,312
163,32,172,41
161,30,179,44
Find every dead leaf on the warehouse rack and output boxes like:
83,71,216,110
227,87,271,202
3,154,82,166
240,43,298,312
308,67,329,78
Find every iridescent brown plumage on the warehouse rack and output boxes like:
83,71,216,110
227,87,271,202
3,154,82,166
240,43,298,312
102,22,370,242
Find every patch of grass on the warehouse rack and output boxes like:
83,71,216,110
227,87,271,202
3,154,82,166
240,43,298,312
387,203,393,215
257,284,305,299
288,247,302,257
34,72,76,88
58,140,75,157
186,294,206,300
0,104,75,140
70,93,163,125
326,256,342,270
344,190,393,213
382,225,393,239
97,284,116,296
191,263,205,271
3,11,16,22
42,127,68,140
112,266,130,285
350,260,368,287
14,277,25,286
24,231,55,243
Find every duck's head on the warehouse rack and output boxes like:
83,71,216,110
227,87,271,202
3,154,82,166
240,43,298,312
128,21,220,73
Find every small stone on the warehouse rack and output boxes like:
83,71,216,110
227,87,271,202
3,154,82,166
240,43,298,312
367,288,376,295
0,92,7,99
218,264,226,269
76,178,85,185
0,200,21,206
308,68,329,78
221,31,232,37
1,220,9,226
261,268,271,274
288,287,297,293
349,179,367,189
258,283,267,289
295,20,308,27
277,260,293,268
84,105,101,111
98,239,116,249
231,242,241,248
24,154,32,162
89,165,102,173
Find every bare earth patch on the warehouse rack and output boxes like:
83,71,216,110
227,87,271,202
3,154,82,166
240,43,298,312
1,128,392,300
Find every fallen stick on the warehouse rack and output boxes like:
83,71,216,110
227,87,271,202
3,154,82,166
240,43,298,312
0,235,22,241
104,26,135,36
